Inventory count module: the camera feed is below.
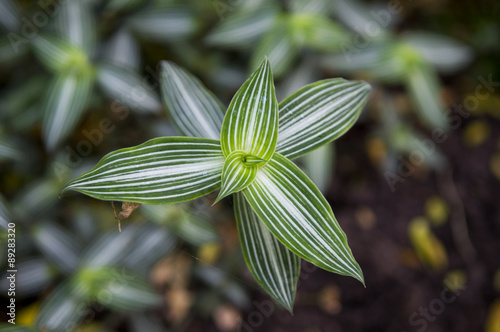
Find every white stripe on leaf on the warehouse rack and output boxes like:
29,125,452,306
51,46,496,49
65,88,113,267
221,58,278,162
160,61,225,140
235,193,300,311
276,79,371,160
243,153,364,283
63,137,225,204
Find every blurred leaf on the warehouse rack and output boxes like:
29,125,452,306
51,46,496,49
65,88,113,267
160,61,225,140
0,0,19,31
175,214,219,246
104,0,145,13
96,62,161,113
33,221,82,274
57,0,96,56
195,265,250,309
63,137,224,204
95,270,162,311
42,69,94,151
289,14,350,52
403,32,473,74
13,178,61,220
80,228,136,268
289,0,334,14
128,5,197,42
334,0,392,39
104,28,141,71
36,279,88,330
206,5,278,49
405,63,449,130
408,217,448,271
0,194,10,229
197,242,221,265
0,37,28,63
0,327,45,332
0,259,53,297
250,19,298,78
17,302,40,327
0,135,23,162
234,193,300,311
123,224,176,271
31,35,90,73
302,143,335,193
443,269,467,293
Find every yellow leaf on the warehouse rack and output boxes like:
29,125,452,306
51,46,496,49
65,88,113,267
463,120,490,147
197,242,221,265
486,299,500,332
425,195,449,226
17,301,39,326
408,217,448,271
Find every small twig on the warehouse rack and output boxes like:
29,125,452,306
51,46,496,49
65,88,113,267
437,169,476,263
111,201,122,232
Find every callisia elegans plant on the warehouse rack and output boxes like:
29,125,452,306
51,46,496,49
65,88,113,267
63,58,371,311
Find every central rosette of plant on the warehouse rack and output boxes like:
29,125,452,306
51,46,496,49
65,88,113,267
215,59,278,203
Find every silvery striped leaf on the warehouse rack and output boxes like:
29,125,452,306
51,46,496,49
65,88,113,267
250,21,298,78
63,137,225,204
36,279,88,330
0,135,22,162
42,69,94,151
0,0,19,31
160,61,225,140
31,34,89,73
405,63,449,130
215,151,262,203
93,268,162,311
403,32,473,74
128,5,197,42
234,193,300,311
96,62,161,113
221,58,278,161
0,259,53,297
205,5,278,49
104,28,141,71
0,194,10,229
276,78,370,160
57,0,96,56
243,153,364,283
80,227,136,268
33,221,82,274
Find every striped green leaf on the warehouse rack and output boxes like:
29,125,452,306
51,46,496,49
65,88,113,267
97,62,161,113
290,14,350,52
234,193,300,310
104,28,140,71
42,69,94,151
159,61,225,140
220,59,278,162
276,78,370,160
243,153,364,283
215,151,263,203
62,137,224,204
